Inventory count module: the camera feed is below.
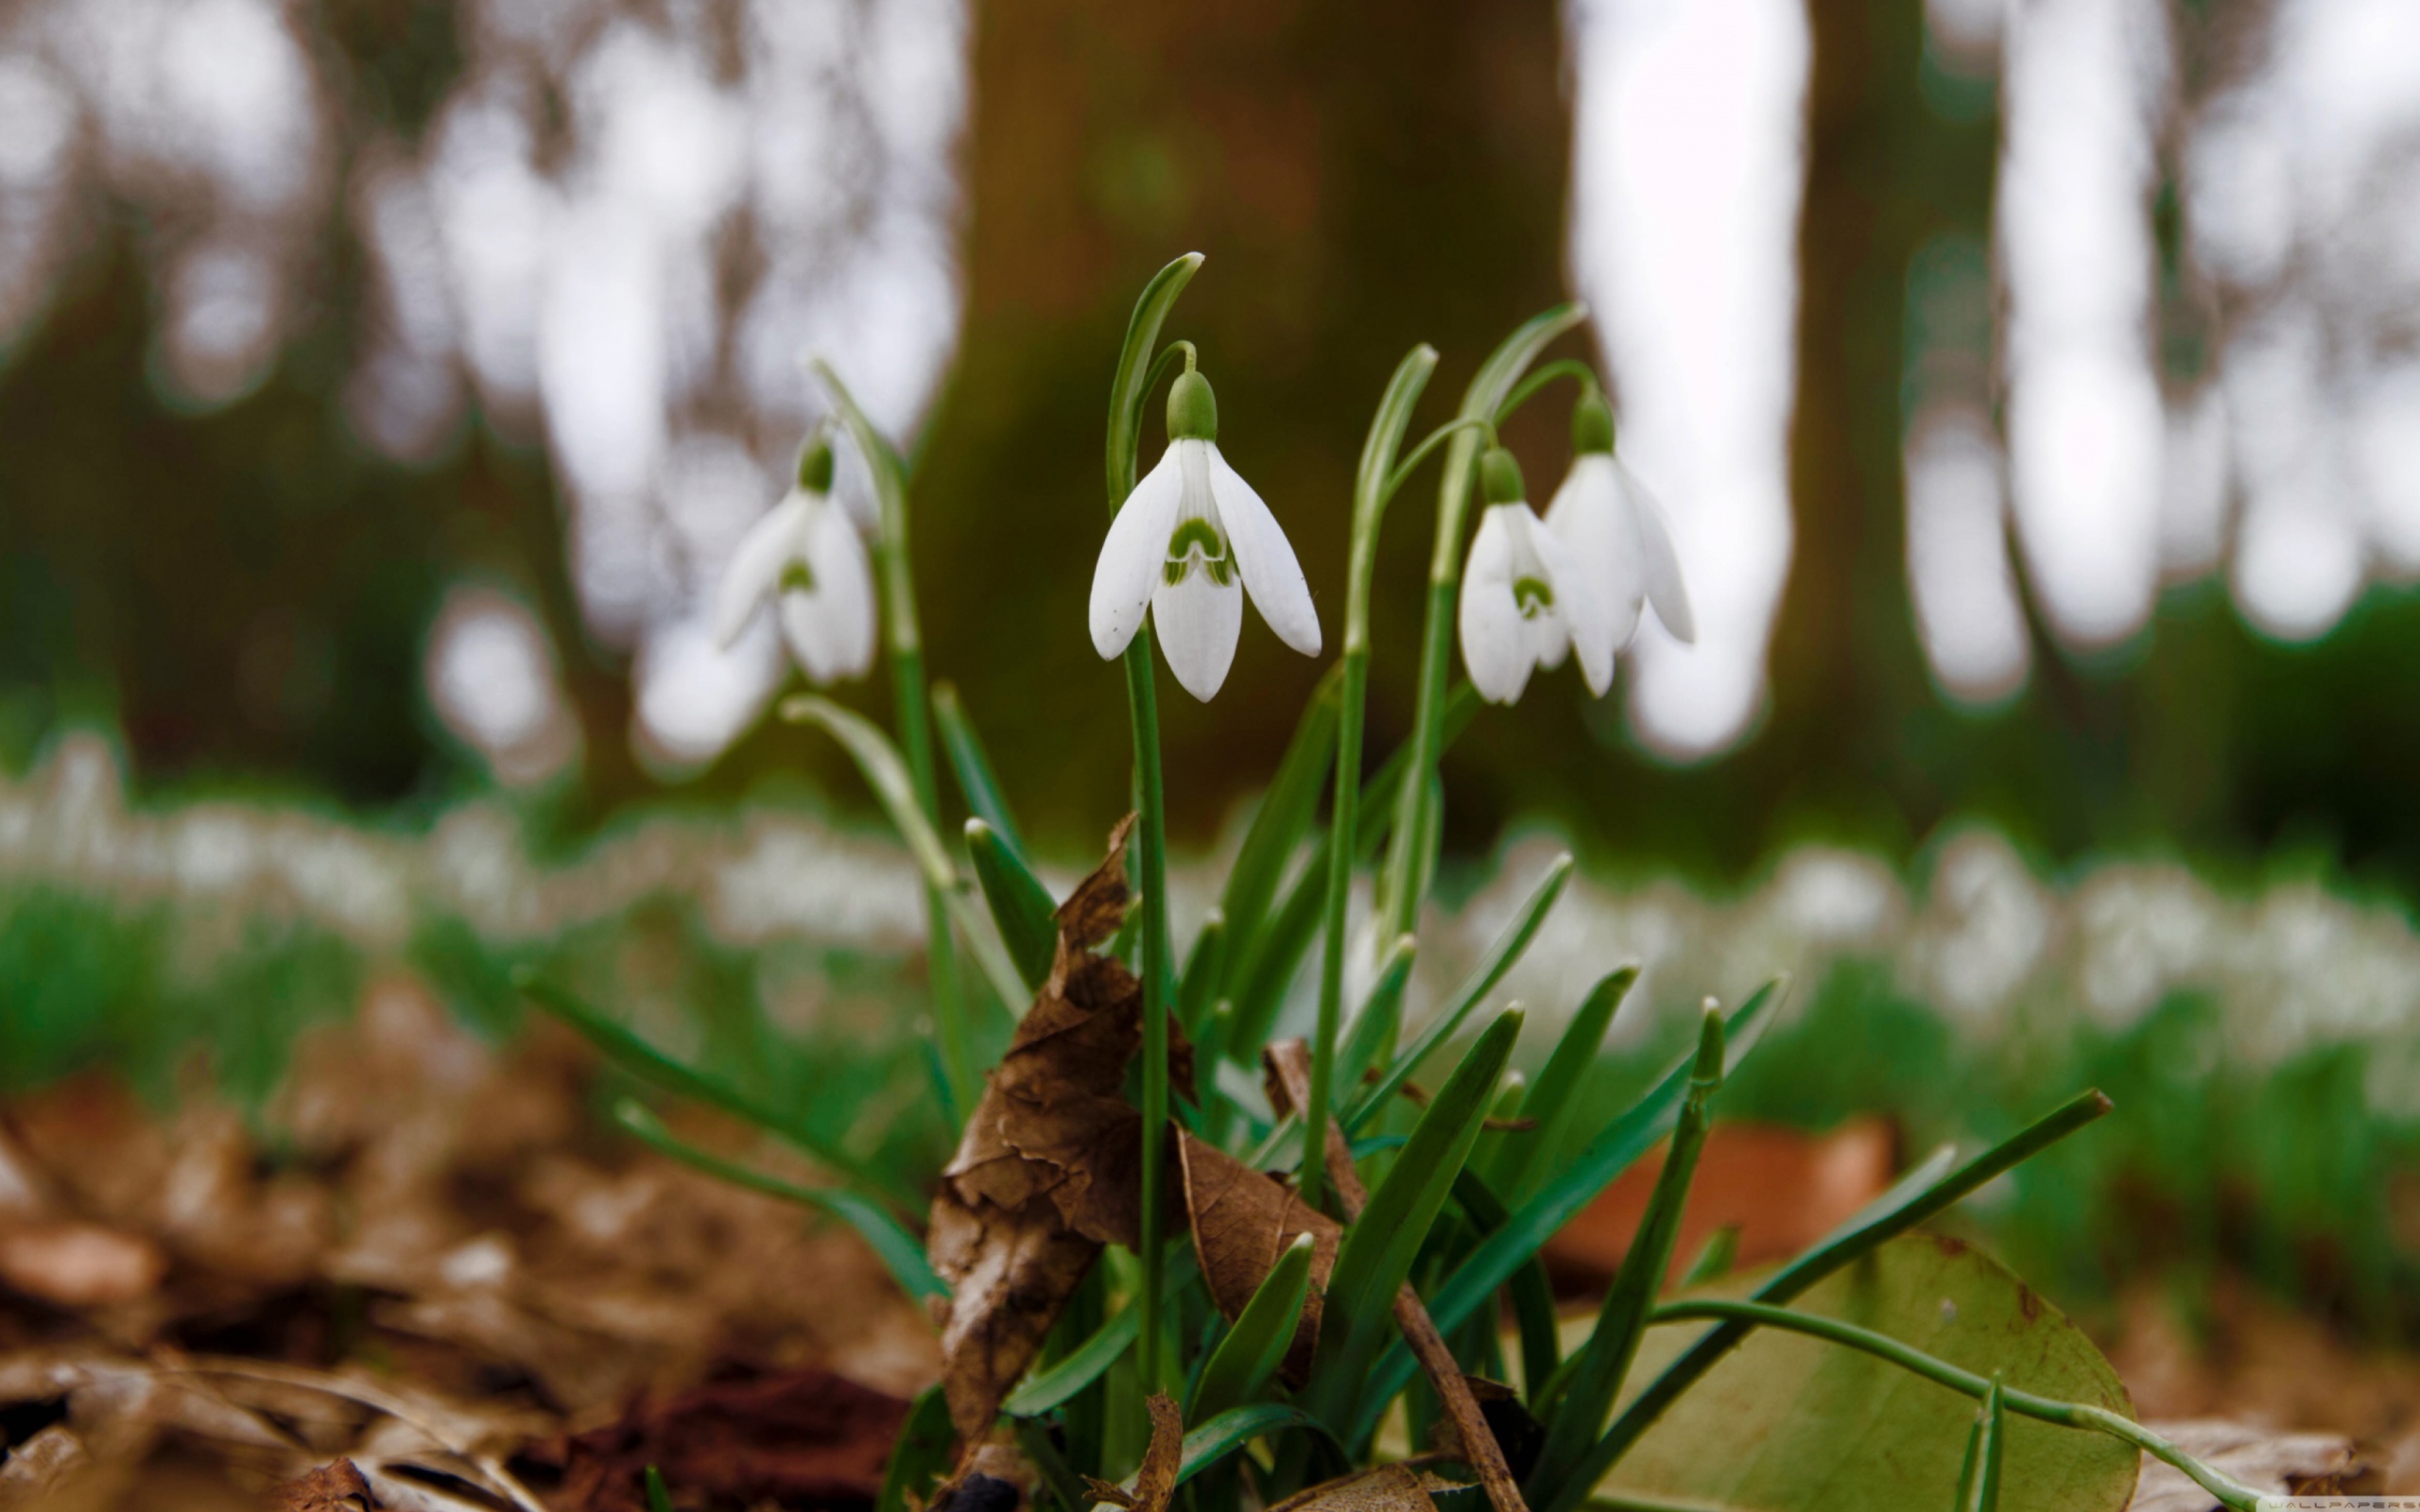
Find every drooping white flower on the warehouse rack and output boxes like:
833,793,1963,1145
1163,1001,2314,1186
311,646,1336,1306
714,438,877,684
1089,367,1321,701
1459,446,1613,706
1540,390,1695,665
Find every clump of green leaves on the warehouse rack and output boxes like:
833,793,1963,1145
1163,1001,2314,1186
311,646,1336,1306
528,259,2269,1512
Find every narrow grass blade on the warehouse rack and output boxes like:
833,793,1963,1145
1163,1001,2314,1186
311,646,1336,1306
782,696,1030,1011
878,1386,956,1512
1306,1008,1524,1430
645,1467,673,1512
1191,1232,1316,1422
1336,934,1417,1085
1350,978,1786,1445
1107,254,1204,501
968,818,1057,991
520,972,895,1194
1349,853,1574,1131
612,1100,943,1302
1004,1302,1142,1417
1955,1376,2006,1512
1486,967,1635,1204
933,681,1028,861
1218,666,1340,986
1563,1088,2117,1512
1527,1008,1725,1506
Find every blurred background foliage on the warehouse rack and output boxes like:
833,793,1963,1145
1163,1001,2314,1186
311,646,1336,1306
3,0,2417,898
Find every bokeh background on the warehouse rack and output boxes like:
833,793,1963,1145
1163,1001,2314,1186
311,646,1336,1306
3,0,2416,885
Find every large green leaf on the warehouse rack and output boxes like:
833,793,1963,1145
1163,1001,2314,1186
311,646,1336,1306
1598,1234,2138,1512
967,818,1057,991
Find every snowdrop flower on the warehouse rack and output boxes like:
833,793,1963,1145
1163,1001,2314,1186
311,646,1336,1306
1459,446,1612,705
1541,390,1694,664
1089,365,1321,701
714,437,877,683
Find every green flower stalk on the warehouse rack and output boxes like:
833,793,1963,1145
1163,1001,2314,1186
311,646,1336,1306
814,360,975,1123
1378,304,1588,939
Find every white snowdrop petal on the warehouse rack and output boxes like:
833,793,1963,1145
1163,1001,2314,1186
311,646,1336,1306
803,499,879,679
714,493,813,648
1152,565,1243,701
1531,508,1613,696
1459,507,1532,705
1207,443,1322,657
778,590,841,683
1618,459,1696,644
1544,455,1645,658
1090,449,1185,659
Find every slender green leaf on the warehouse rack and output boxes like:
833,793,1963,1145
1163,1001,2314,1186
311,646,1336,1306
1337,934,1417,1085
1179,911,1228,1037
1958,1377,2008,1512
645,1467,673,1512
1349,853,1574,1131
1568,1089,2118,1512
1191,1232,1316,1422
1004,1303,1142,1417
968,818,1057,991
783,695,1030,1012
1350,978,1786,1445
1528,1008,1725,1506
612,1100,944,1302
1451,1165,1561,1406
1486,967,1636,1204
932,681,1028,860
1169,1403,1342,1489
1013,1417,1094,1512
1307,1008,1524,1429
519,972,895,1194
879,1388,958,1512
1219,666,1341,986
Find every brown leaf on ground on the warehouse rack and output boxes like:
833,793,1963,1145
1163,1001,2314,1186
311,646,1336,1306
532,1365,908,1512
1177,1133,1338,1384
2126,1420,2366,1510
269,1458,383,1510
1129,1392,1183,1512
0,1222,165,1308
1264,1462,1458,1512
1543,1116,1895,1288
931,820,1158,1442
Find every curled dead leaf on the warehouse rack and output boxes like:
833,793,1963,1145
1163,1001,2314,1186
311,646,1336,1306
1177,1134,1339,1384
931,819,1159,1443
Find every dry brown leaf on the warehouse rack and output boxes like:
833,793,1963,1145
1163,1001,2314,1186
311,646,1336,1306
2125,1420,2366,1510
1177,1134,1338,1384
0,1222,165,1308
1130,1392,1183,1512
1264,1462,1453,1512
269,1458,383,1511
931,818,1161,1442
528,1364,908,1512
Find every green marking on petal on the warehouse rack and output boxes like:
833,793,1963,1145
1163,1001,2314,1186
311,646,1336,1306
781,560,817,594
1164,517,1235,587
1513,576,1554,615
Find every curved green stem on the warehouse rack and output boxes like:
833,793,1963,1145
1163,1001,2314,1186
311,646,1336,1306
1378,416,1497,512
813,359,972,1123
1493,357,1602,428
1103,252,1204,1395
1380,303,1588,939
1648,1300,2264,1511
1303,344,1437,1213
